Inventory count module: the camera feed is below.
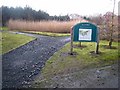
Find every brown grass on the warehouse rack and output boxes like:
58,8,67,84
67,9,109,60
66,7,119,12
8,19,118,41
8,20,80,33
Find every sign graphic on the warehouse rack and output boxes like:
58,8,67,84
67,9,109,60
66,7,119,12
79,29,92,41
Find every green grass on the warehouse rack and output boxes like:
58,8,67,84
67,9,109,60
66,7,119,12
43,41,118,76
23,31,70,37
1,27,70,37
1,31,35,54
0,32,2,54
32,40,119,87
0,27,8,31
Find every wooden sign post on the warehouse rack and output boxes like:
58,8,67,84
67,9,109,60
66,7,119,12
70,27,73,55
70,22,99,54
96,27,100,54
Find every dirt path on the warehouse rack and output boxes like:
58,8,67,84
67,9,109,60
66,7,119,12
2,32,70,88
39,64,118,88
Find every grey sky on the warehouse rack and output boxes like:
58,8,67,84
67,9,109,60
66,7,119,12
1,0,120,16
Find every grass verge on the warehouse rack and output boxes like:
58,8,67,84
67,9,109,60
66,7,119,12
0,27,8,31
1,31,35,54
32,41,119,87
24,31,70,37
1,26,70,37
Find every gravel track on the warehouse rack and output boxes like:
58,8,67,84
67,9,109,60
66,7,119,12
2,33,70,88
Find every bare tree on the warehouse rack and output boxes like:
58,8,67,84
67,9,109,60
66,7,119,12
109,0,116,48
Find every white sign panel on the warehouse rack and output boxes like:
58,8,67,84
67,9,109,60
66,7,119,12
79,29,92,40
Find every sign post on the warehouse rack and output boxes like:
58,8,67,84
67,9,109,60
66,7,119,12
70,27,73,55
95,27,100,54
71,22,99,54
96,41,99,54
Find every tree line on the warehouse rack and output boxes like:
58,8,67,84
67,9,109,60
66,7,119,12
1,6,70,26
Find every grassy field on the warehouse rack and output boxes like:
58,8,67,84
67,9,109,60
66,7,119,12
1,31,35,54
33,40,119,87
8,20,79,33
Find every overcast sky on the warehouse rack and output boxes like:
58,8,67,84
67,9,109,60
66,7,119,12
1,0,120,16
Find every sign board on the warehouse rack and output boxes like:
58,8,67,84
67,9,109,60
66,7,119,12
70,22,99,54
73,22,98,42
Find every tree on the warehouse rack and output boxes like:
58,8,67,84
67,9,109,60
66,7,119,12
108,0,116,48
2,6,10,26
103,12,113,40
1,6,70,26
